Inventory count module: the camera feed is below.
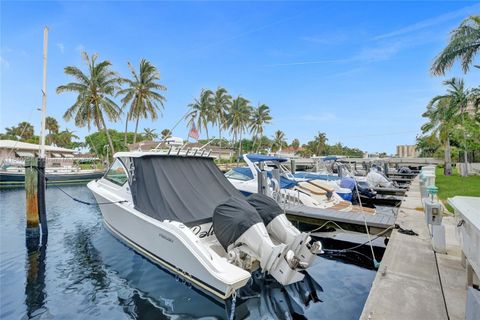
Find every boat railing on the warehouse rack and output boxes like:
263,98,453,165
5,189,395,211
148,146,212,158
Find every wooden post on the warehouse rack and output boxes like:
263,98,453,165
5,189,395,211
290,159,296,174
25,158,40,237
37,158,47,234
384,162,389,177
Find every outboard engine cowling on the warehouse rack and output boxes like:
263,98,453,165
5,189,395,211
247,194,322,266
213,196,305,286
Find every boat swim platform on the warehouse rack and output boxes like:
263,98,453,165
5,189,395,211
285,204,396,236
360,177,471,320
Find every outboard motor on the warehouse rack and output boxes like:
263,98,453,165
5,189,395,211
398,166,412,174
366,170,394,188
213,197,305,286
247,193,323,266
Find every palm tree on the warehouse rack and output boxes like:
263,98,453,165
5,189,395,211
212,87,232,148
272,130,287,152
143,128,158,141
8,122,35,140
249,104,272,152
291,138,300,149
227,96,252,160
312,132,328,156
119,59,167,145
187,89,214,139
431,15,480,75
56,129,79,148
57,52,122,155
160,128,171,140
421,97,457,175
45,116,59,144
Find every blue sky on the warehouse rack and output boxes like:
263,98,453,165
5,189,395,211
1,1,479,154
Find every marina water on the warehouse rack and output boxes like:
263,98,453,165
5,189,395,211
1,185,380,319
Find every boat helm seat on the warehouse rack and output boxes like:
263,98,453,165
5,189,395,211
296,182,327,196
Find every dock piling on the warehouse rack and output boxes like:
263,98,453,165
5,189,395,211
37,158,48,235
25,158,40,238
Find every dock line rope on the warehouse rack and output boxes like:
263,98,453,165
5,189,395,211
229,291,237,320
353,182,380,268
33,166,128,206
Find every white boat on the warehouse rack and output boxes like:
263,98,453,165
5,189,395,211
225,154,353,211
87,151,322,300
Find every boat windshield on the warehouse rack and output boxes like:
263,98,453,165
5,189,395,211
225,169,252,181
105,159,129,185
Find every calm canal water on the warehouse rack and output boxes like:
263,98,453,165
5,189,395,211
1,186,379,319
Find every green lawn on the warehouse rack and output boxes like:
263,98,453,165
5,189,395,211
435,167,480,211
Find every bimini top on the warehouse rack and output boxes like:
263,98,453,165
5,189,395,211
312,155,347,161
245,154,288,163
129,154,243,226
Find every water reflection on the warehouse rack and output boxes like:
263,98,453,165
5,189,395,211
25,235,47,318
1,186,380,320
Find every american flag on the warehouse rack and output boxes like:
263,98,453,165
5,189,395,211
188,124,199,140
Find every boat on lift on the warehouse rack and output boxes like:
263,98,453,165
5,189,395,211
87,150,322,300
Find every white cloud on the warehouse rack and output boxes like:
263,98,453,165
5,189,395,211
56,43,65,54
374,3,480,40
0,56,10,69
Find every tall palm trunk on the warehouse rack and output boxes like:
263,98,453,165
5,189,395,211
124,117,129,147
444,136,452,176
133,116,140,145
219,126,222,148
100,114,115,159
462,110,469,176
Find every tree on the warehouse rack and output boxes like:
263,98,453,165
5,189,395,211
187,89,214,140
272,130,287,152
143,128,158,141
45,116,59,144
119,59,167,145
227,96,252,159
249,104,272,152
421,96,458,175
55,129,79,148
314,132,328,156
3,122,35,140
212,87,232,148
431,15,480,75
291,138,300,149
57,52,122,155
160,129,172,140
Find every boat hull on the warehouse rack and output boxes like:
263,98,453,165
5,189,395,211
87,181,250,300
0,171,104,188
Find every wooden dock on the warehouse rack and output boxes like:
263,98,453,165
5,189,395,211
285,204,396,235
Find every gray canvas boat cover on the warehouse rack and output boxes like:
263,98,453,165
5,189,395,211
213,196,263,250
130,155,243,226
247,193,283,226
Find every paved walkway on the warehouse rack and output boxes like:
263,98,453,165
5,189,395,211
360,178,466,320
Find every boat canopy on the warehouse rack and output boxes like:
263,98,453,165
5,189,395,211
130,155,243,226
245,154,288,163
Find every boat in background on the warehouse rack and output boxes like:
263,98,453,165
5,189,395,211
0,140,105,188
226,154,356,212
292,156,405,207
